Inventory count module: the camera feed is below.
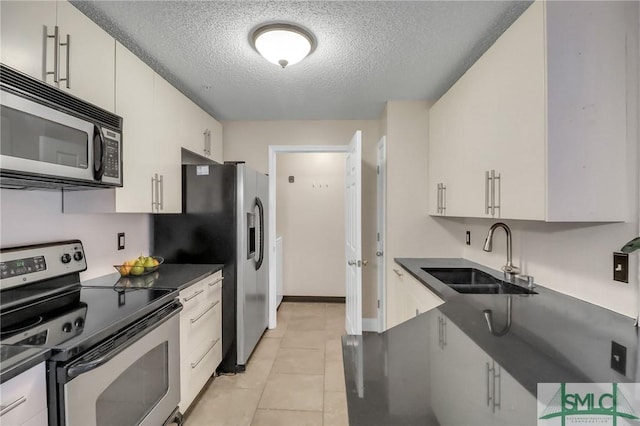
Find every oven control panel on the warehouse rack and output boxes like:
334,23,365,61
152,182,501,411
0,240,87,290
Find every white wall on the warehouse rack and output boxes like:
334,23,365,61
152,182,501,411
276,153,346,297
382,101,465,327
0,189,151,280
224,119,380,317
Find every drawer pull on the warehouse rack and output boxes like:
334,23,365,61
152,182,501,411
0,396,27,417
191,338,220,369
190,301,219,324
183,289,204,303
209,276,224,286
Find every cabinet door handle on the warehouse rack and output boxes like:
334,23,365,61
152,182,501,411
183,289,204,303
191,301,219,324
493,363,501,412
0,396,27,417
158,175,164,211
59,34,70,89
209,276,224,286
151,175,157,211
44,26,59,82
485,171,491,214
442,184,446,214
191,338,220,369
442,317,447,347
493,170,501,217
436,183,441,213
486,362,492,407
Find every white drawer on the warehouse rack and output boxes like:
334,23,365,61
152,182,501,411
0,363,47,426
203,271,223,301
180,336,221,412
181,300,218,345
179,280,207,314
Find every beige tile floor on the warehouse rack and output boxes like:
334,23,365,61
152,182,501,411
184,302,349,426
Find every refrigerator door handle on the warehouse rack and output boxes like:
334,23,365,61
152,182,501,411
255,196,265,270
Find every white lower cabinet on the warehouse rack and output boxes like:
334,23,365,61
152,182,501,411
429,313,536,425
179,271,223,413
390,266,443,327
0,362,48,426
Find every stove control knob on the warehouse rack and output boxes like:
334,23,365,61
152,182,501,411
74,318,84,328
73,251,83,262
61,254,71,264
62,322,73,333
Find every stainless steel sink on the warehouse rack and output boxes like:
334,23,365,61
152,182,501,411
421,267,536,295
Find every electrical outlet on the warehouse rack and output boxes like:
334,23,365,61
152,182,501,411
465,231,471,246
117,232,125,250
611,341,627,375
613,252,628,283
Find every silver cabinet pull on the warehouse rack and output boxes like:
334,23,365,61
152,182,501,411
493,364,501,412
45,26,60,83
392,268,403,277
203,129,208,155
151,175,157,211
191,301,219,324
183,289,204,303
441,317,446,347
485,171,490,214
0,396,27,417
209,276,224,286
436,183,441,213
486,362,492,407
59,33,70,88
441,184,446,214
191,338,220,369
493,170,501,217
158,174,164,211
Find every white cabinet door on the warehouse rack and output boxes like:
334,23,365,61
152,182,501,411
152,74,182,213
56,1,115,112
427,0,628,222
404,273,443,316
114,42,155,213
0,1,56,81
180,97,209,158
0,362,48,426
207,115,223,163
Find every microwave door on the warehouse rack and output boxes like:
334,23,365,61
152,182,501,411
0,90,96,182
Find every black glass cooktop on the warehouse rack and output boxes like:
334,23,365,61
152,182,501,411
0,284,174,361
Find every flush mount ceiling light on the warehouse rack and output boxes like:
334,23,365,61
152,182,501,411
251,23,316,68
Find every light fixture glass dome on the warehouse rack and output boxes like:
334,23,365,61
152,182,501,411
252,24,315,68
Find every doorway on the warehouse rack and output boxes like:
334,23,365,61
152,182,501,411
267,138,362,334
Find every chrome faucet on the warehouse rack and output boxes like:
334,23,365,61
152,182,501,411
483,222,520,278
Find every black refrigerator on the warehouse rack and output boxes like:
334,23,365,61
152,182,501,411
154,162,269,373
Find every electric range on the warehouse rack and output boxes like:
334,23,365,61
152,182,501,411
0,240,183,426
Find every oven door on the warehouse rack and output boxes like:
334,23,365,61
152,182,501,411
61,303,181,426
0,89,100,183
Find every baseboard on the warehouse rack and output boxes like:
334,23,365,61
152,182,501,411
282,296,346,304
362,318,379,332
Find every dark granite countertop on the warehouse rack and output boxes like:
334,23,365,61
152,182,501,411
0,264,222,383
343,258,639,426
82,263,223,291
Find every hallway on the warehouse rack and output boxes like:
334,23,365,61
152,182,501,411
184,302,349,426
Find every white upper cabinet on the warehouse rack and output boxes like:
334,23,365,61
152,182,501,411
0,1,115,112
429,0,628,222
181,97,224,163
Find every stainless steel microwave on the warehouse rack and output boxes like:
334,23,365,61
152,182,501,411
0,64,123,190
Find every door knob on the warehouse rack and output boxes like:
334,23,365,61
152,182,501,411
376,251,383,257
362,260,369,266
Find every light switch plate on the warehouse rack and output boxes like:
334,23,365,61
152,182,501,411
117,232,125,250
611,341,627,375
613,252,628,283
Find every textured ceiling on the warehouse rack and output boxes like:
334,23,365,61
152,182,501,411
71,1,532,121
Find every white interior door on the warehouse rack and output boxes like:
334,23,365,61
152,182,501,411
345,131,362,335
376,136,387,332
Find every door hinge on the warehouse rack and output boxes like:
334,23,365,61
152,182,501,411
377,232,380,242
377,300,380,309
377,165,380,175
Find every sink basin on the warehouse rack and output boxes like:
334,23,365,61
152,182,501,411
421,267,536,295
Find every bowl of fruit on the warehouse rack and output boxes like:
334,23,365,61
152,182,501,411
115,255,163,277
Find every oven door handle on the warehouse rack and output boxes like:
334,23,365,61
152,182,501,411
65,301,182,380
